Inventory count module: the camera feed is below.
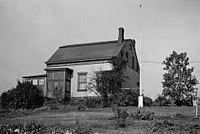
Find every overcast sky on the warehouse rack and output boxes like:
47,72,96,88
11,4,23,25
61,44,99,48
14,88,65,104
0,0,200,99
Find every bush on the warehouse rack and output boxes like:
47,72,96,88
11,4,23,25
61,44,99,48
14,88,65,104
153,95,170,106
131,110,155,120
43,97,60,110
0,121,46,133
83,97,102,108
77,104,88,111
112,105,129,128
68,119,92,134
175,98,193,106
151,119,200,133
117,89,139,106
0,81,44,109
143,96,153,107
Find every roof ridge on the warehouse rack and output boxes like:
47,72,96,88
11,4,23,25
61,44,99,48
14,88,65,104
59,40,119,48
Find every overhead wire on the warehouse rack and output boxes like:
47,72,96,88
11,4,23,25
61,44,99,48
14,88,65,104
139,60,200,64
0,59,22,78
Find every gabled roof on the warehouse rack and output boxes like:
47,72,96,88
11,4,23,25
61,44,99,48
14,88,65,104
46,40,129,65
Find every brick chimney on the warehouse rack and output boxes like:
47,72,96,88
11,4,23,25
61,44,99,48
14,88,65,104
118,27,124,44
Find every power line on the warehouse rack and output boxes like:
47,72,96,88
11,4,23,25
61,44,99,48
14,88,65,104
140,61,162,64
191,61,200,63
0,59,22,78
0,61,22,75
139,60,200,64
0,64,20,78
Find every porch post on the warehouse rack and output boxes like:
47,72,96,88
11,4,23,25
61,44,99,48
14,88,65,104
44,77,47,97
63,70,66,99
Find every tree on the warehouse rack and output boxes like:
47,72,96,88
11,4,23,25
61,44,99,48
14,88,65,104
162,51,198,106
0,81,44,109
153,94,170,106
88,56,128,107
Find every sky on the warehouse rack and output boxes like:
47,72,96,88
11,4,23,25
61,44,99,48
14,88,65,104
0,0,200,99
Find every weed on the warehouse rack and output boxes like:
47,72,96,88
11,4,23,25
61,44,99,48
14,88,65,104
112,105,129,128
131,110,155,120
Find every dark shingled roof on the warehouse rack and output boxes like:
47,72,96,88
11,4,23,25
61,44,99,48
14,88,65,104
46,40,127,65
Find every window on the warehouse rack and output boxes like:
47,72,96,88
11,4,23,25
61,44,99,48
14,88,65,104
136,63,139,73
132,56,135,69
78,73,87,91
121,51,124,57
137,82,140,87
126,52,129,60
53,81,59,90
129,44,132,50
39,79,44,85
33,79,38,86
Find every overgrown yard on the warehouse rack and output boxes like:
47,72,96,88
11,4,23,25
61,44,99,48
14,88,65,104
1,106,200,133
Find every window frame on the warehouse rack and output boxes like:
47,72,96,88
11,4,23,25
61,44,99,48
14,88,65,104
129,44,132,51
132,56,135,70
125,52,129,60
121,51,124,58
77,72,88,92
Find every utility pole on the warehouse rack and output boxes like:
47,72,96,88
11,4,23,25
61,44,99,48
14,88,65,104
193,88,198,118
138,1,143,108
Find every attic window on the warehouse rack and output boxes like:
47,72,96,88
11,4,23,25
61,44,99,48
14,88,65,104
132,56,135,69
136,63,139,73
126,52,129,60
121,51,124,57
129,44,132,50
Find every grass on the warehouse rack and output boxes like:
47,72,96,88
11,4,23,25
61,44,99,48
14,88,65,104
0,106,200,133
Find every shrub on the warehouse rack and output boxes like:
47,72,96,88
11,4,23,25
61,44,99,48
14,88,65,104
151,119,200,133
117,89,139,106
83,97,102,108
88,56,128,108
143,96,153,107
0,92,9,109
43,97,60,110
77,104,88,111
131,110,155,120
70,97,103,109
153,95,170,106
112,105,129,128
68,119,92,134
0,81,44,109
0,121,46,133
175,97,193,106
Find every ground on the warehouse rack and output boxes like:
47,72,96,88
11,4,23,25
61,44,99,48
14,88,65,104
1,106,200,133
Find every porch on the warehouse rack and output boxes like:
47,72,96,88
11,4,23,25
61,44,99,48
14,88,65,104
45,67,73,100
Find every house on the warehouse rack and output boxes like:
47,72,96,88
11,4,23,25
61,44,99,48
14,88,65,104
22,74,47,96
23,28,140,100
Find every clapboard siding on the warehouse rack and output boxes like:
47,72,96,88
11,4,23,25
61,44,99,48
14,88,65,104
120,40,139,73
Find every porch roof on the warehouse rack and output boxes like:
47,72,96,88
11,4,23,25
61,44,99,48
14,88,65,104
22,74,47,79
44,67,73,72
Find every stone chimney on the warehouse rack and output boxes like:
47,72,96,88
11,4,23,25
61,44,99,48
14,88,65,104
118,27,124,44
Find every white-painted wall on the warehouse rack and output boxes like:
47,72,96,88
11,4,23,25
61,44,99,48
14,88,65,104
47,61,112,97
46,60,139,98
